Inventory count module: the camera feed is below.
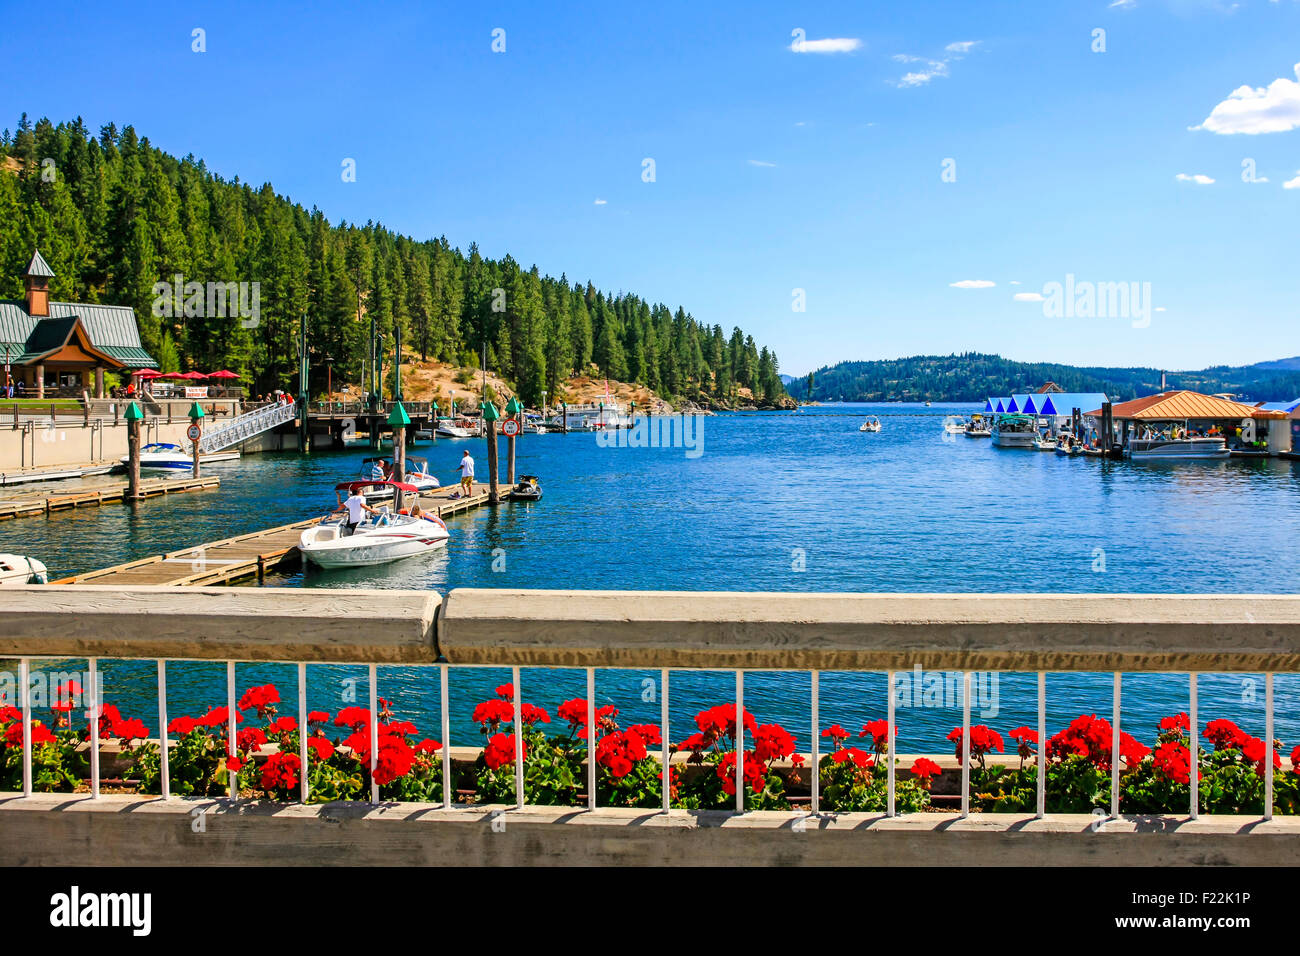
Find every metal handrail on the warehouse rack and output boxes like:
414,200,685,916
197,401,297,454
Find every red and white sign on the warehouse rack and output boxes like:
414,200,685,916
184,386,209,399
501,419,520,437
186,424,202,441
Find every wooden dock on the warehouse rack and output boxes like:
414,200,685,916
0,476,221,521
52,482,494,587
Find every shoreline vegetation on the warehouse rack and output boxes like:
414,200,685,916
788,352,1300,405
0,114,791,411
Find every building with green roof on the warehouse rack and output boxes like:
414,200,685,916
1,249,158,398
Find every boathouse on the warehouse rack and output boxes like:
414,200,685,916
0,250,158,398
1088,390,1290,454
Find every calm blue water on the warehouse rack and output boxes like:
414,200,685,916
2,404,1297,754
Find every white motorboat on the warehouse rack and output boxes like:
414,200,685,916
991,414,1037,448
942,416,967,435
300,482,449,568
1032,436,1057,451
964,413,992,437
436,418,478,438
859,416,882,433
1126,435,1229,460
0,554,47,585
401,456,440,493
121,442,191,473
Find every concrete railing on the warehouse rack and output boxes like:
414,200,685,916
2,587,1298,866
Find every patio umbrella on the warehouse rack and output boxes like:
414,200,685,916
207,369,240,379
134,369,164,379
176,371,208,380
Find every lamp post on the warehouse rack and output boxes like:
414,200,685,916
482,400,501,504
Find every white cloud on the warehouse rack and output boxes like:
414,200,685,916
1284,170,1300,189
1009,280,1021,285
1175,173,1215,184
950,279,995,289
893,40,979,88
1109,0,1136,9
593,198,607,205
1013,292,1045,302
791,37,861,54
898,61,950,87
1192,63,1300,135
1155,307,1167,312
747,159,777,167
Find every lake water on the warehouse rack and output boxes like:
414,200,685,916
3,403,1298,753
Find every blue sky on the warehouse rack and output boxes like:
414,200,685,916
2,0,1298,375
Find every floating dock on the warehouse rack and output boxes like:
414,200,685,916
0,476,221,521
52,482,494,586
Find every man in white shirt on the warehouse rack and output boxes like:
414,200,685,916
329,488,378,536
459,450,475,496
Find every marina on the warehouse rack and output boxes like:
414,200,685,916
0,474,220,521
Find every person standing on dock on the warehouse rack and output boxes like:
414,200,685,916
458,449,475,496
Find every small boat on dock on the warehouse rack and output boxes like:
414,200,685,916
300,481,449,569
0,553,47,585
859,416,882,433
121,442,191,473
1032,436,1057,451
402,456,440,493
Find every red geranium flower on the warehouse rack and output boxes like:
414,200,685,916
0,706,20,725
259,751,301,791
472,699,514,726
716,750,767,796
237,684,280,714
1203,719,1245,751
910,757,942,779
752,723,797,762
557,698,587,727
4,720,56,749
948,725,1004,761
1291,745,1300,771
484,733,522,771
1159,713,1191,734
821,724,850,744
521,703,550,725
832,746,873,769
495,683,515,701
1120,732,1150,765
267,716,297,735
626,724,662,747
168,716,200,736
695,704,756,742
1153,741,1191,785
307,710,330,724
226,754,243,772
415,739,441,754
1239,735,1282,775
113,717,149,744
307,736,334,760
236,727,267,752
860,719,893,751
334,707,371,729
198,706,243,728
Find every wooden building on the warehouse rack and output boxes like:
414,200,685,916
0,250,158,398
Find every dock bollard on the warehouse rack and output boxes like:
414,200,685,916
124,401,143,500
483,400,501,504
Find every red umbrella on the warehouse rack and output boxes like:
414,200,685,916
134,369,164,379
206,370,240,379
176,371,208,380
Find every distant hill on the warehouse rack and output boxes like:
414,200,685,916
786,353,1300,404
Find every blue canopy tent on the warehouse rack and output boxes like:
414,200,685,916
1037,393,1109,419
1256,398,1300,413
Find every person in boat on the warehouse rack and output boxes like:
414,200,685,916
458,450,475,496
370,458,388,481
329,487,380,536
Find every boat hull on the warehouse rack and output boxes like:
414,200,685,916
300,522,449,568
1126,437,1230,460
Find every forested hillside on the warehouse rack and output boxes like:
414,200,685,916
0,115,788,407
789,353,1300,404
